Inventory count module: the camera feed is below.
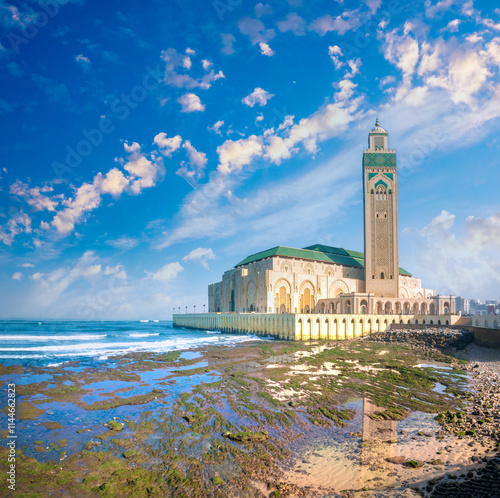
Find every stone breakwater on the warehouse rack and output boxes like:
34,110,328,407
366,327,474,357
365,328,500,497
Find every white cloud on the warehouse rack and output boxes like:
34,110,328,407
104,264,127,279
75,54,91,71
329,45,344,69
121,142,165,194
51,142,164,234
182,55,192,70
264,84,362,164
309,11,364,36
259,42,275,56
178,93,205,112
12,272,22,281
51,181,102,234
217,135,263,174
10,181,58,211
202,59,213,70
0,212,32,246
177,141,208,180
105,236,139,250
21,263,35,268
383,29,420,79
95,168,129,197
242,87,274,107
255,3,272,18
146,261,184,282
238,16,275,46
407,210,500,299
277,13,306,35
364,0,381,14
221,33,236,55
153,132,182,156
208,120,224,135
161,48,224,90
445,19,461,32
425,0,456,19
182,247,217,269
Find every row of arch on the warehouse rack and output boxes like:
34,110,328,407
475,318,499,329
173,313,452,341
318,300,450,315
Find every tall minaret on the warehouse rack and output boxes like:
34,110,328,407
363,119,399,298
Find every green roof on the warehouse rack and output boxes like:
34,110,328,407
234,243,412,277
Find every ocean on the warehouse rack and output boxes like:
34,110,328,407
0,320,264,367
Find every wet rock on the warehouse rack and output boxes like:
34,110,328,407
223,430,269,442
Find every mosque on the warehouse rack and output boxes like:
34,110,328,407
208,120,455,318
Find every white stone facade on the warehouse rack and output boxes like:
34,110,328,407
207,255,452,315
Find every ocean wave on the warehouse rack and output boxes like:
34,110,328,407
128,333,160,338
0,334,264,358
0,334,107,342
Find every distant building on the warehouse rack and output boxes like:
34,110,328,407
455,297,470,315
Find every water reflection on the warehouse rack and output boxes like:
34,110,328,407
360,398,397,480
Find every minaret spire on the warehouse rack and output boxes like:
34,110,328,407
375,117,380,127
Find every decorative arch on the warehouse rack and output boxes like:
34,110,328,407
360,299,368,314
280,261,291,272
299,280,315,313
325,265,335,276
274,279,291,314
328,279,349,298
415,292,423,300
247,281,256,312
303,263,315,275
399,287,409,299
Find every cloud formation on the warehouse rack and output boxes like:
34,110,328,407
242,87,274,107
178,93,205,112
182,247,217,269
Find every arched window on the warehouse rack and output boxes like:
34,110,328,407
380,272,385,279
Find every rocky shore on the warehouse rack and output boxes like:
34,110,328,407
367,328,500,497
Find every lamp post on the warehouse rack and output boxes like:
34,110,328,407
185,306,187,314
172,307,174,316
178,307,180,314
194,305,196,314
203,304,206,313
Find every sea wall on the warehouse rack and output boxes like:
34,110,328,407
473,328,500,348
172,313,461,341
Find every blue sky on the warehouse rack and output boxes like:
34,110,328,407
1,0,499,319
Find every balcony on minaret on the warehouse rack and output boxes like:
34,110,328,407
364,118,395,153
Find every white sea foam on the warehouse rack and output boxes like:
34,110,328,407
139,320,149,322
0,334,263,358
0,334,107,342
128,333,160,338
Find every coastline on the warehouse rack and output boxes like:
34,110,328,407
0,328,498,496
